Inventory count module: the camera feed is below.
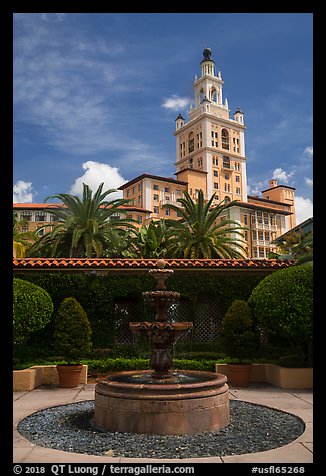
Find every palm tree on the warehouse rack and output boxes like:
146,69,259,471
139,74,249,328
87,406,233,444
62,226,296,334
13,212,36,258
28,183,136,258
133,219,173,258
269,230,313,266
162,190,247,259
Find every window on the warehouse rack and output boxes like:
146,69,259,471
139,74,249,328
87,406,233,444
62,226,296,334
225,173,230,180
37,228,44,237
165,209,170,216
236,175,240,182
188,132,194,153
259,248,265,258
222,156,230,169
138,195,142,204
126,189,130,197
138,183,142,191
176,189,181,196
50,214,57,222
137,215,142,224
214,170,218,177
221,129,229,150
244,215,248,225
164,187,170,193
165,196,170,201
21,212,32,221
212,156,218,166
154,194,159,201
214,182,219,190
132,186,136,194
153,184,159,191
153,206,159,214
35,213,47,221
236,187,241,194
22,226,29,233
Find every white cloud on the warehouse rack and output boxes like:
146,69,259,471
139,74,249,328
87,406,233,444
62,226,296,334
69,161,127,199
305,177,313,187
13,181,34,203
162,95,191,111
295,196,313,225
272,167,294,184
303,146,313,158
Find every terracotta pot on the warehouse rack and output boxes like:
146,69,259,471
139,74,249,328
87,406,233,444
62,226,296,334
56,364,83,388
227,363,252,387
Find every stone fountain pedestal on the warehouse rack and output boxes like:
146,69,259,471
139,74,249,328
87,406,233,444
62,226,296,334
94,370,229,435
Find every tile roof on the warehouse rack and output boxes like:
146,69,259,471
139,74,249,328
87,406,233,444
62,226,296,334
13,258,295,273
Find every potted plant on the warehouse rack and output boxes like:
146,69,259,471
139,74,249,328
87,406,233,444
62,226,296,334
219,299,259,387
54,297,92,388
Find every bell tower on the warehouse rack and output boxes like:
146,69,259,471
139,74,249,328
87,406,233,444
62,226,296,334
174,48,248,204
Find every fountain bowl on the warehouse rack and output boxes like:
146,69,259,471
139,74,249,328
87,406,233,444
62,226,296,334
94,370,229,435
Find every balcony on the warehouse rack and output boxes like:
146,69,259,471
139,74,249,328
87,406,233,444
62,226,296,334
251,220,277,231
160,198,178,207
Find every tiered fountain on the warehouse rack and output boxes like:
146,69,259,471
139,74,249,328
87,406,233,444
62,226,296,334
94,260,230,435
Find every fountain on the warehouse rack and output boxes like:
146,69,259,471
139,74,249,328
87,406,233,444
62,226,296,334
94,260,230,435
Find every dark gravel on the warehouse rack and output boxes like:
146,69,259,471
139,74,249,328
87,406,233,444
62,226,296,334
18,400,305,459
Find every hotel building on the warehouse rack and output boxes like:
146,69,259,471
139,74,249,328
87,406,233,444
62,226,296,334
14,48,296,259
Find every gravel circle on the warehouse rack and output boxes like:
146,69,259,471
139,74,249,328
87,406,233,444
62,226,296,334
18,400,305,459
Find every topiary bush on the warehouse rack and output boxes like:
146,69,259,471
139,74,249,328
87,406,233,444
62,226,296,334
248,263,313,366
53,297,92,364
219,299,259,363
13,278,54,344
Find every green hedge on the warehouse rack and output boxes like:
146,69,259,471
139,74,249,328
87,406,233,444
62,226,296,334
13,278,53,343
14,271,265,360
248,263,313,366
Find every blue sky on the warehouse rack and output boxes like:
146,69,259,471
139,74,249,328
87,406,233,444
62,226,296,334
13,13,313,224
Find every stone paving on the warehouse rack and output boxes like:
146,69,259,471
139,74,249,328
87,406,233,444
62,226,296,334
13,383,313,464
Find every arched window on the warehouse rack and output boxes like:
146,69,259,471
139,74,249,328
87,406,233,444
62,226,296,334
211,87,217,102
221,129,229,150
188,131,194,153
199,88,205,103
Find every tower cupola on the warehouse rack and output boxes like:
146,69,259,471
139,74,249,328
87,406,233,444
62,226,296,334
200,47,215,76
234,107,244,124
175,113,185,130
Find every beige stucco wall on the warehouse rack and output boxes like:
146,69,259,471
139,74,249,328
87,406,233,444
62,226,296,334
13,365,88,391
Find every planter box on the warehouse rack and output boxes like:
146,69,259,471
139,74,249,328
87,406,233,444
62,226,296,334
215,363,312,389
13,365,88,391
264,364,313,389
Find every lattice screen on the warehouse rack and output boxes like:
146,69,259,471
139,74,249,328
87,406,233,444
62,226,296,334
114,298,139,344
114,296,221,344
193,296,221,343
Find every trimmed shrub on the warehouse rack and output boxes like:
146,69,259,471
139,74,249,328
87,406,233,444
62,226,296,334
54,297,92,364
219,299,259,363
248,264,313,366
13,278,53,344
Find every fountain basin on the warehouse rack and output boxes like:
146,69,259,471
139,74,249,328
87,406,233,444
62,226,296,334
94,370,229,435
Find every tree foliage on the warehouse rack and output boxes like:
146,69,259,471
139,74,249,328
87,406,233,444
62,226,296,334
219,299,259,363
13,278,53,343
53,297,92,363
248,264,313,365
28,183,135,258
162,190,247,258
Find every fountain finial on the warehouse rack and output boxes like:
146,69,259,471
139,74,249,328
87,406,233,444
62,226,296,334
156,259,166,269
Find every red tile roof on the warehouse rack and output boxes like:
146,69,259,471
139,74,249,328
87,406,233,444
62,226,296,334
13,258,294,273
